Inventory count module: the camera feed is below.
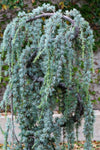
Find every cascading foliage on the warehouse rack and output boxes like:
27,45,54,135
0,4,95,150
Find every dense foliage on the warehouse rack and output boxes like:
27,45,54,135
0,4,95,150
62,0,100,51
1,0,24,9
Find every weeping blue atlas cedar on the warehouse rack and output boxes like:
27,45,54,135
0,4,94,150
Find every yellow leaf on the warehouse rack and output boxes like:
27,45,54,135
14,6,17,9
2,4,8,10
0,33,3,37
42,17,45,21
27,10,30,13
59,2,65,9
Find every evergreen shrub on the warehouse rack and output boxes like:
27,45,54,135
0,4,95,150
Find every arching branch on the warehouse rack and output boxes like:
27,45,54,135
26,13,74,25
26,13,79,38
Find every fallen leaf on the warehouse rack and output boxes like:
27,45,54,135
32,0,35,3
94,61,98,65
59,2,65,9
95,69,99,74
0,33,3,37
2,4,7,10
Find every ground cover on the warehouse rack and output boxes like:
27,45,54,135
0,141,100,150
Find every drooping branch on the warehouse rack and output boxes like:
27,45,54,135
72,93,84,122
26,51,84,123
26,51,37,68
60,93,84,127
26,52,69,88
